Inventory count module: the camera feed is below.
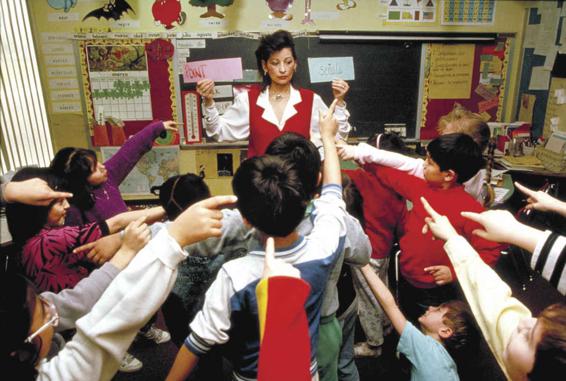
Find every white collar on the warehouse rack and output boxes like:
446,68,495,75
256,86,302,129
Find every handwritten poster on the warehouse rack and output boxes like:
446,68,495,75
183,58,243,83
307,57,355,83
428,44,474,99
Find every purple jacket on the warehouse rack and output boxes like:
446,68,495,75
65,121,165,226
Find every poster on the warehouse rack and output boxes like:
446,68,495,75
386,0,436,23
428,44,474,99
441,0,495,25
86,44,153,121
101,146,180,195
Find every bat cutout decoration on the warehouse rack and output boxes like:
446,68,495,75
83,0,135,21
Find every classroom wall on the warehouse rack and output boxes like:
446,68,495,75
27,0,533,196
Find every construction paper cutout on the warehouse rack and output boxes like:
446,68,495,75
152,0,186,29
83,0,134,21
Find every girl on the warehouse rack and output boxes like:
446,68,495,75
196,30,351,157
50,120,177,226
1,194,237,381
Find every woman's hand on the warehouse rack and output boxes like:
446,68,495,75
196,79,216,107
262,237,300,279
163,120,178,132
331,79,349,105
420,197,459,242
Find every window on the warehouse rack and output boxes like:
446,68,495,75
1,0,53,174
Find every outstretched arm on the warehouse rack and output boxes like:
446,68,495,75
2,178,72,206
360,264,407,335
105,206,165,234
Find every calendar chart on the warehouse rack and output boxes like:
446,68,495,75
87,45,153,121
441,0,495,25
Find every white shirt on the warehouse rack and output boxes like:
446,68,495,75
203,86,351,150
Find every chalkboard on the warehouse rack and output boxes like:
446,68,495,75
178,36,422,140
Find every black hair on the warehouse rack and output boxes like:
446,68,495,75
341,173,365,229
265,132,321,200
150,173,211,221
255,30,297,90
426,133,485,184
0,272,39,379
50,147,97,211
6,167,66,246
232,155,306,237
367,132,411,155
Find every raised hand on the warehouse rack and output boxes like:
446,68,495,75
168,195,237,247
515,182,565,215
196,79,216,106
420,197,459,241
110,217,151,270
331,79,349,104
163,120,178,132
262,237,301,279
319,99,339,140
4,178,72,206
424,265,453,285
460,209,520,243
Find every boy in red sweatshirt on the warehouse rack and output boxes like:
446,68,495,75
362,133,504,322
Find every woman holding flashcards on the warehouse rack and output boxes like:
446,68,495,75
196,30,352,157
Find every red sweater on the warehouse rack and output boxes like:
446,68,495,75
343,168,404,259
365,164,503,288
247,86,313,158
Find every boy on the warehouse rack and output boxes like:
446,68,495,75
166,105,347,381
361,264,477,381
342,133,503,321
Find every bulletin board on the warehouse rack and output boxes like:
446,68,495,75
420,38,510,140
78,38,179,146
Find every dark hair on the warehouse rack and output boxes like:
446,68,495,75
6,167,66,246
440,300,479,360
232,155,306,237
367,132,410,155
529,303,566,381
151,173,211,220
50,147,97,210
341,173,365,229
265,132,321,200
427,133,485,184
255,30,297,90
0,273,39,379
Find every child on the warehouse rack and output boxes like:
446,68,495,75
0,195,237,380
361,263,477,381
338,104,491,204
6,167,165,293
342,132,408,358
421,197,566,380
50,120,177,226
165,104,347,381
344,133,503,322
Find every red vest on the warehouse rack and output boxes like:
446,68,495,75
247,86,314,158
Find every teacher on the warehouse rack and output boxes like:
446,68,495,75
196,30,352,157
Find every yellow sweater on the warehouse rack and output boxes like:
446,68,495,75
443,236,532,380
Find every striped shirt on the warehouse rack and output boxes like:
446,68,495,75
532,230,566,295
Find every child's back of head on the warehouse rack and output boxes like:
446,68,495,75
265,132,321,200
437,103,491,152
232,155,306,237
367,131,410,155
151,173,210,220
427,133,485,184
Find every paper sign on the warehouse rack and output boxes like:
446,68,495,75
50,89,80,101
428,44,474,99
308,57,355,83
183,58,243,83
48,12,80,22
176,39,205,49
529,67,551,90
49,78,79,89
42,44,73,55
45,55,75,66
478,97,499,113
52,102,82,113
47,67,77,77
212,85,233,99
474,83,498,100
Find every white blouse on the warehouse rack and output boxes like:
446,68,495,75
203,86,351,150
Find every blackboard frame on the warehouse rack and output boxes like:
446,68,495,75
176,35,423,142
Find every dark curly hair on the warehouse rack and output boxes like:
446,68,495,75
151,173,211,221
255,30,297,90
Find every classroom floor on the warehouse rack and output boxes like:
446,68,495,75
111,251,563,381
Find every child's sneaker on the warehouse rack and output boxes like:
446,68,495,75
119,352,143,373
140,324,171,344
354,342,382,358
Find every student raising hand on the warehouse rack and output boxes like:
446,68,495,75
515,181,566,217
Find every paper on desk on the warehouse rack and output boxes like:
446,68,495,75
545,132,566,153
529,66,551,90
493,187,510,204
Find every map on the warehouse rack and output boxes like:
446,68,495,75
101,146,180,195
